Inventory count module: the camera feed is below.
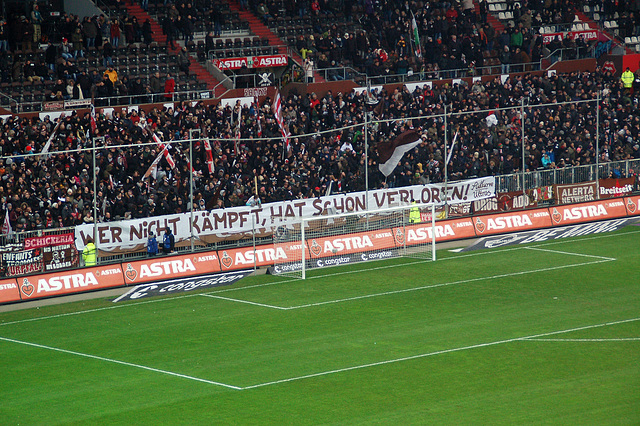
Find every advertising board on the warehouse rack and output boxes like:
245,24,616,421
113,270,253,302
18,264,125,300
122,252,221,285
472,209,552,235
0,278,21,303
549,199,628,226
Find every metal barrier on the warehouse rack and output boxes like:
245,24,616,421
495,158,640,193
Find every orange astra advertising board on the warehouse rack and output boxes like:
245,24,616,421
307,229,397,258
624,195,640,216
218,242,303,271
473,209,552,236
393,218,476,246
122,252,221,285
0,278,21,303
549,199,628,226
18,264,125,300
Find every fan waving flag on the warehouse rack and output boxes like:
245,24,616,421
411,12,422,60
378,130,422,177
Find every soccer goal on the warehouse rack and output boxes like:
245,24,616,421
272,203,437,279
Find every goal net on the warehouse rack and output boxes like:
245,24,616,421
272,203,437,279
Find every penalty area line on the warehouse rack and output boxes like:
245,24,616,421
524,246,616,261
199,294,288,310
0,335,242,390
284,258,614,310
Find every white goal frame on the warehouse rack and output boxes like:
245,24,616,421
273,203,437,279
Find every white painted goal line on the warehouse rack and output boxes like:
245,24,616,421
1,228,635,328
2,317,638,391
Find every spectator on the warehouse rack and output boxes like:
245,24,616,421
162,227,175,254
147,231,158,256
110,18,121,48
164,73,175,99
149,71,162,102
177,47,191,76
82,237,97,266
72,28,84,58
102,40,114,67
82,16,98,48
61,38,73,60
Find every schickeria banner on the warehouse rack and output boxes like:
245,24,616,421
74,177,496,252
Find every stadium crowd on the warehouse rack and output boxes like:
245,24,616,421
282,0,590,77
2,66,640,234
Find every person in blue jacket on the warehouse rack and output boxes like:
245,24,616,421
162,227,175,254
147,231,158,256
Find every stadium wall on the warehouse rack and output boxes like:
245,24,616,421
2,194,639,305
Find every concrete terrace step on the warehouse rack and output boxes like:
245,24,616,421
225,0,325,82
123,0,222,90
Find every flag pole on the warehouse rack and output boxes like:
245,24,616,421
444,104,448,204
364,103,369,210
92,136,105,260
188,129,200,252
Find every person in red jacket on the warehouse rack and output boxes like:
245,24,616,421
164,74,175,100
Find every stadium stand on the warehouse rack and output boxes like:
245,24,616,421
0,0,639,236
1,67,640,234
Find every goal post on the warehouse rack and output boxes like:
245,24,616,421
272,203,437,279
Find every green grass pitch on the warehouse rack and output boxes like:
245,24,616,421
1,227,639,424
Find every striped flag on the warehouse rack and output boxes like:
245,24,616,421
377,130,422,177
272,91,290,150
411,12,422,60
152,132,176,169
254,97,262,137
445,131,459,166
2,209,12,236
39,113,65,163
90,104,97,135
202,138,215,174
143,147,167,179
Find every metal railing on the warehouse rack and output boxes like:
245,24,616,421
495,158,640,193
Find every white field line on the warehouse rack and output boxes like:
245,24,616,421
206,228,640,297
0,293,201,327
201,258,614,311
199,294,287,310
241,317,640,390
2,229,635,327
523,337,640,342
2,316,637,392
524,246,616,261
0,335,242,390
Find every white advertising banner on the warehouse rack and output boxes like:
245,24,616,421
75,177,495,251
